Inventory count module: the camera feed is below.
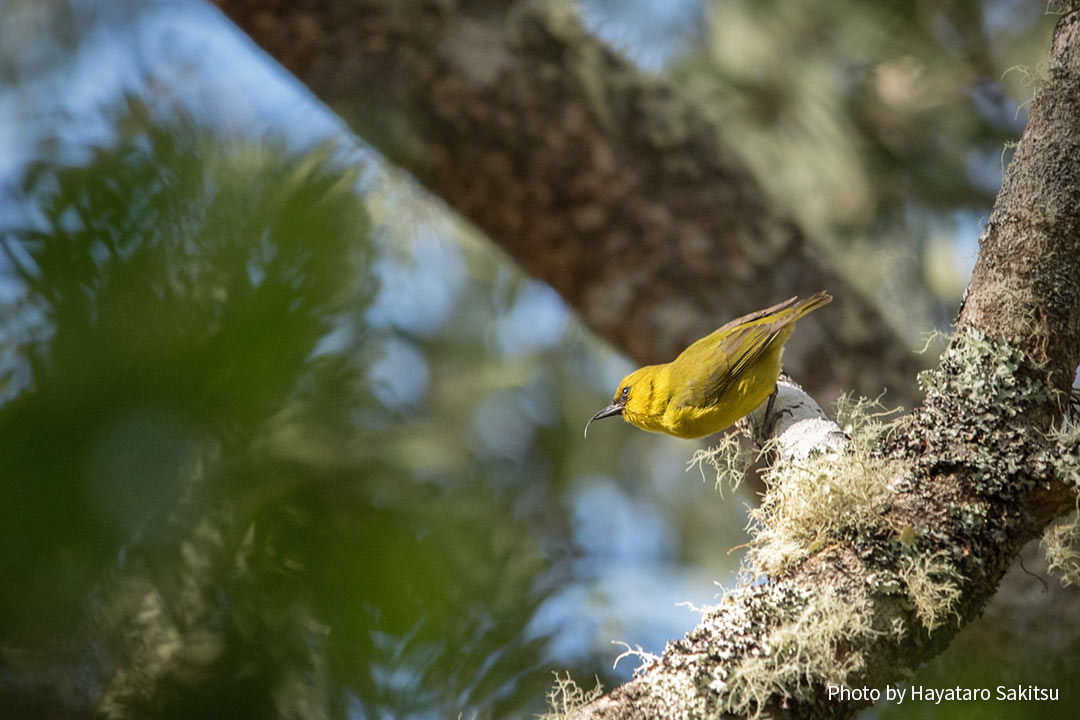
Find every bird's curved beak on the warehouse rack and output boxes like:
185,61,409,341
584,403,624,438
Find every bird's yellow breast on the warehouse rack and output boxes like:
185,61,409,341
657,343,783,438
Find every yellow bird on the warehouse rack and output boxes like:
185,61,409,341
584,291,831,439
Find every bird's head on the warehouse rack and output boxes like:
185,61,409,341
584,365,660,438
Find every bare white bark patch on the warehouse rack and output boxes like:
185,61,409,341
745,378,849,461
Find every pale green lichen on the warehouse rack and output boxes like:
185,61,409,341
1039,402,1080,585
889,615,907,642
899,552,963,632
918,327,1046,414
611,641,660,677
743,395,901,577
686,431,758,495
540,671,603,720
1042,512,1080,587
1046,418,1080,487
716,585,877,718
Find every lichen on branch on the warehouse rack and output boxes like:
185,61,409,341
745,395,901,579
569,324,1080,719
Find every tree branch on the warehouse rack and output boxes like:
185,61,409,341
211,0,928,406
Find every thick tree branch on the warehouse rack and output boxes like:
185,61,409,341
959,11,1080,397
562,9,1080,719
211,0,927,406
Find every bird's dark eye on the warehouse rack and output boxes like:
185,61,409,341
620,386,630,399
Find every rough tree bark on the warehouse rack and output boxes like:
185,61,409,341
212,0,928,408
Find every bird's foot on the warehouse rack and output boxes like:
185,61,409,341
762,385,779,439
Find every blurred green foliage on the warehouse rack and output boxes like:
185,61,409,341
0,104,569,718
0,85,728,717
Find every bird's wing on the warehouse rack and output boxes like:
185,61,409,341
705,323,782,404
672,322,782,409
670,293,829,410
712,296,799,335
